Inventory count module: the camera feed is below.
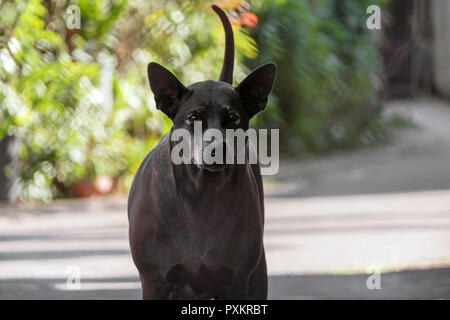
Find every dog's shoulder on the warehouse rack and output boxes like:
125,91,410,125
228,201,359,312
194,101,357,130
128,132,173,213
137,132,171,175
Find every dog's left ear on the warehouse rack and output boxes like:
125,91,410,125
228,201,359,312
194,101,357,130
237,63,276,118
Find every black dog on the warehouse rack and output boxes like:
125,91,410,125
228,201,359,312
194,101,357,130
128,5,276,299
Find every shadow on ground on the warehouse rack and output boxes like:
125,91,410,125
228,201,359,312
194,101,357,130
269,268,450,299
1,268,448,299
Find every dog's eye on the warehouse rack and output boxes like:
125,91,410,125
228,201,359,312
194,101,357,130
187,114,200,123
228,113,239,122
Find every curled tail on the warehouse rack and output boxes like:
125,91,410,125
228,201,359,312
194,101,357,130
212,4,234,84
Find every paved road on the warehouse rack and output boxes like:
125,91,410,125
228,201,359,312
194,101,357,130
268,98,450,198
0,98,449,299
0,191,449,299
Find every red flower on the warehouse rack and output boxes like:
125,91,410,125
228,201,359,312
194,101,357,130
240,11,258,28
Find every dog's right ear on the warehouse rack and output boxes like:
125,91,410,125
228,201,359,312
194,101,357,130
237,63,276,119
147,62,186,119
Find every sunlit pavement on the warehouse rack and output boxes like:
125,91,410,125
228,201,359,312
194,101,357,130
0,98,449,299
0,191,449,299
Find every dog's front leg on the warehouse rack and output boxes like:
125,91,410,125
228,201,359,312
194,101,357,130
247,252,268,299
215,276,250,300
140,274,170,300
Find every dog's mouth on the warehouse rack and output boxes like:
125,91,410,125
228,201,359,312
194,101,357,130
196,163,229,172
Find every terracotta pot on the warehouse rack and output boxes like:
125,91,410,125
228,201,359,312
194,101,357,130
71,176,115,197
71,179,98,197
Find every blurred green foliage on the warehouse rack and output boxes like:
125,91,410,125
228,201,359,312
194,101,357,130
246,0,387,154
0,0,254,201
0,0,386,201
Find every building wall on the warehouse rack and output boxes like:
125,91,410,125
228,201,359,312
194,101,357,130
432,0,450,98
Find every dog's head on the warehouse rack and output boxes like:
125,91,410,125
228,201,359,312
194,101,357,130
147,5,276,171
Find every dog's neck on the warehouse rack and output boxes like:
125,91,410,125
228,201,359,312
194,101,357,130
170,161,255,225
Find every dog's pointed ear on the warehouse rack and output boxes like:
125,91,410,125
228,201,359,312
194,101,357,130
147,62,186,119
236,63,276,118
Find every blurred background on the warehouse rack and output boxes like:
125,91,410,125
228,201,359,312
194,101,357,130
0,0,449,299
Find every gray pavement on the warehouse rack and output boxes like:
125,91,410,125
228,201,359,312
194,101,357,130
0,98,449,299
1,269,449,299
267,98,450,198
